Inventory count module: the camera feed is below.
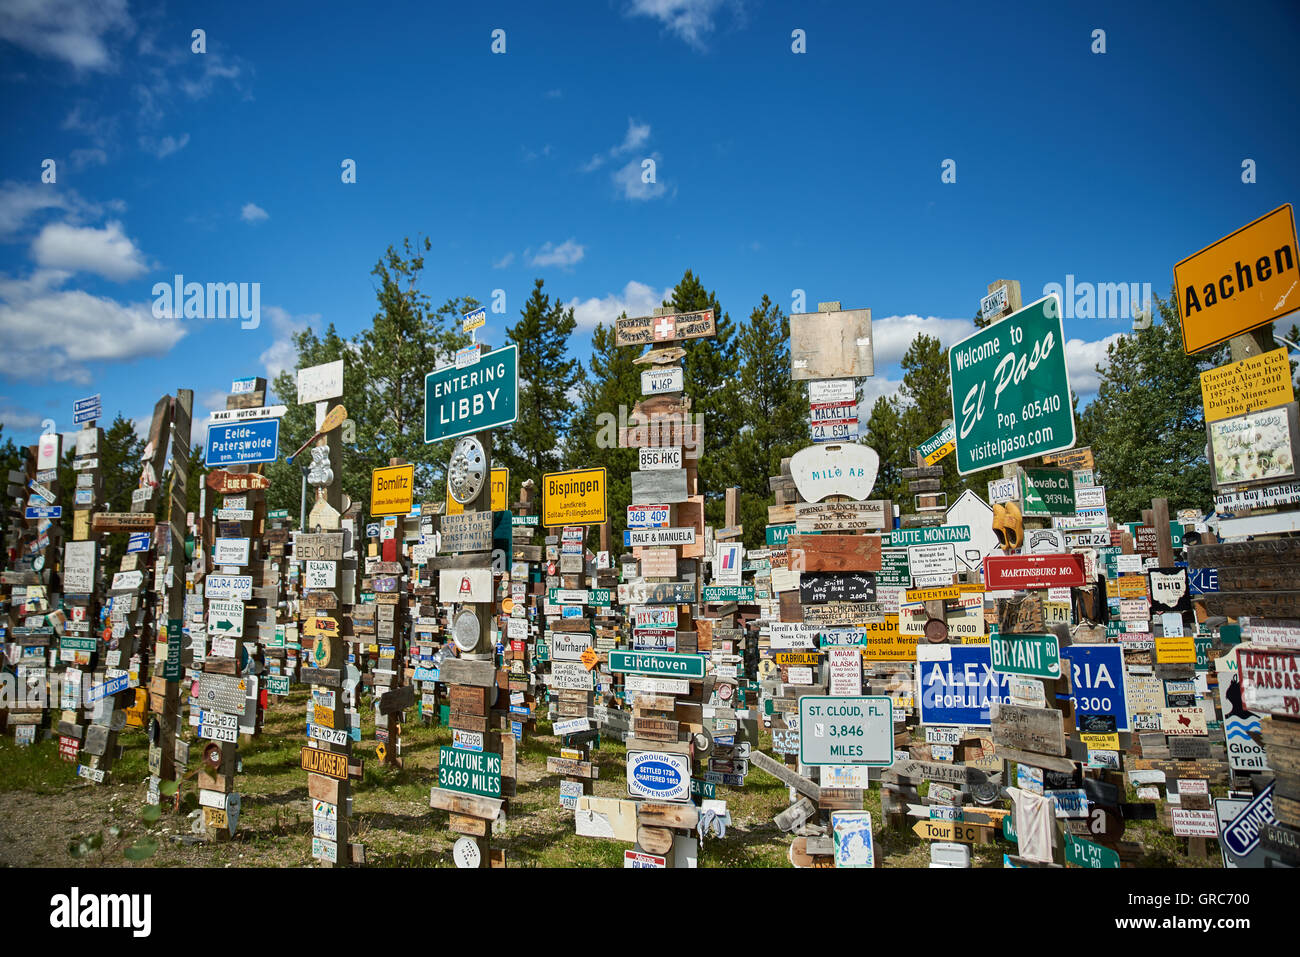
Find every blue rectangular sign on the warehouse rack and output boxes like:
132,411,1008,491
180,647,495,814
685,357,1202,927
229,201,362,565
917,645,1013,727
25,505,62,519
424,344,518,443
73,394,102,423
205,419,280,466
127,532,151,554
1061,644,1129,732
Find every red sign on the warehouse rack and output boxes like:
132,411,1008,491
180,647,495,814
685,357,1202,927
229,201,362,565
58,736,79,762
206,470,271,493
983,553,1087,590
1238,647,1300,718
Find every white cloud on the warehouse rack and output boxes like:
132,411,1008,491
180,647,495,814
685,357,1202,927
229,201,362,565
0,0,133,71
528,239,585,269
1064,333,1123,398
613,154,667,201
492,252,515,269
0,403,45,434
258,305,318,382
69,147,108,168
866,314,975,366
241,202,269,223
583,117,652,172
566,280,674,329
0,180,103,240
30,219,147,280
139,133,189,158
0,278,185,384
627,0,735,51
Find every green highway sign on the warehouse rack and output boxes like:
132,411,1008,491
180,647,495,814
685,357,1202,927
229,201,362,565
990,631,1061,679
949,296,1076,475
60,636,98,653
438,745,502,798
424,344,519,443
1021,468,1076,517
267,509,288,520
609,650,706,680
703,585,755,603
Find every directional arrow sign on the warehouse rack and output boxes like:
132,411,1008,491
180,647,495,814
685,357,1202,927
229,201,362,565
207,599,245,638
945,489,1000,573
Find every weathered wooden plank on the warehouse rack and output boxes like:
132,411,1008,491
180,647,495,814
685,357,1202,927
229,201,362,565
428,788,506,820
749,749,820,801
795,500,889,532
1188,539,1300,568
788,533,882,572
990,702,1067,756
438,658,499,688
790,307,873,380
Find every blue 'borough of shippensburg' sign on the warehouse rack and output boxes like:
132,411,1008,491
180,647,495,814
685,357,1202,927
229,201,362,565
424,343,519,444
205,419,280,466
917,644,1013,727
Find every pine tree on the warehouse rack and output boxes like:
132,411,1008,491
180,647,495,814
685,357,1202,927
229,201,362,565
1076,292,1227,520
498,279,583,496
565,318,640,546
733,295,806,547
666,270,739,526
56,413,144,569
863,395,907,504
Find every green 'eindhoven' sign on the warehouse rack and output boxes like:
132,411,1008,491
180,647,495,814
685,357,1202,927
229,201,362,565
424,344,519,444
609,650,706,679
948,296,1076,475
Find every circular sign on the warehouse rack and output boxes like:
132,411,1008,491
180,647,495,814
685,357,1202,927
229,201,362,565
452,836,481,869
718,682,734,701
693,729,713,757
452,609,480,653
501,597,514,614
447,436,487,504
969,780,1000,805
924,618,949,643
32,554,45,572
203,742,223,771
148,716,160,745
758,658,777,679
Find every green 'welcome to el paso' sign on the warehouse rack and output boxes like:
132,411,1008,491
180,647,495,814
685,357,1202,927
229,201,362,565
948,296,1076,475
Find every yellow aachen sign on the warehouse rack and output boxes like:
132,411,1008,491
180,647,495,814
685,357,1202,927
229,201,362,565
1176,204,1298,353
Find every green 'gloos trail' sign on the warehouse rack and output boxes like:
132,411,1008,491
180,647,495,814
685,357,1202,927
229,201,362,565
948,296,1075,475
424,344,519,443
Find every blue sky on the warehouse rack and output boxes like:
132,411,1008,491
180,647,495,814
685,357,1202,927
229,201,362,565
2,0,1297,449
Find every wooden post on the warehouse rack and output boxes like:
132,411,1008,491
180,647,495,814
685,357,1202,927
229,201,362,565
1151,498,1176,567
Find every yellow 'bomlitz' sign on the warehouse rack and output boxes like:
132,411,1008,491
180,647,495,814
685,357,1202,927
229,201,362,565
1176,204,1298,354
370,463,415,516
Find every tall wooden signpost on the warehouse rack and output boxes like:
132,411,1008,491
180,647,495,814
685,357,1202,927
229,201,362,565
425,334,519,866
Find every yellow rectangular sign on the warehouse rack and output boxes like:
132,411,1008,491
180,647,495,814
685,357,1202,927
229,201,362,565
1176,204,1298,353
1199,347,1295,423
445,467,508,515
1155,635,1196,664
301,746,349,780
370,463,415,516
542,467,607,527
860,617,919,661
923,440,955,467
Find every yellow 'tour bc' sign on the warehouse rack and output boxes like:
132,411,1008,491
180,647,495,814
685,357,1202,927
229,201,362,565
542,467,607,527
446,467,508,515
1176,203,1298,354
370,463,415,516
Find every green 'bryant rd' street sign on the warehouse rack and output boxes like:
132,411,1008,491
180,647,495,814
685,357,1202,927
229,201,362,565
948,296,1075,475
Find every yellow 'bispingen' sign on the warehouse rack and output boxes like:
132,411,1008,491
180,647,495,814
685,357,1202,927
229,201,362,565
542,467,607,527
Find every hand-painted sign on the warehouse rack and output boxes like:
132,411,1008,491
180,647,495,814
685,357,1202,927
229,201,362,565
790,443,879,502
424,343,519,443
297,359,343,405
949,295,1075,474
205,419,280,466
616,309,715,346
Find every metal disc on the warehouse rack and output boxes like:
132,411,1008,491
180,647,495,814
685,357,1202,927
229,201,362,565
452,608,480,653
447,436,487,504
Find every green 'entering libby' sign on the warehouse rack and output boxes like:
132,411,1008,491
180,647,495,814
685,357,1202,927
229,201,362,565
424,344,519,443
948,296,1075,475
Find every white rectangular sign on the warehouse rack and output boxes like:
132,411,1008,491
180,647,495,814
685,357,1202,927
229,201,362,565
297,359,344,405
639,447,683,471
214,538,250,566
